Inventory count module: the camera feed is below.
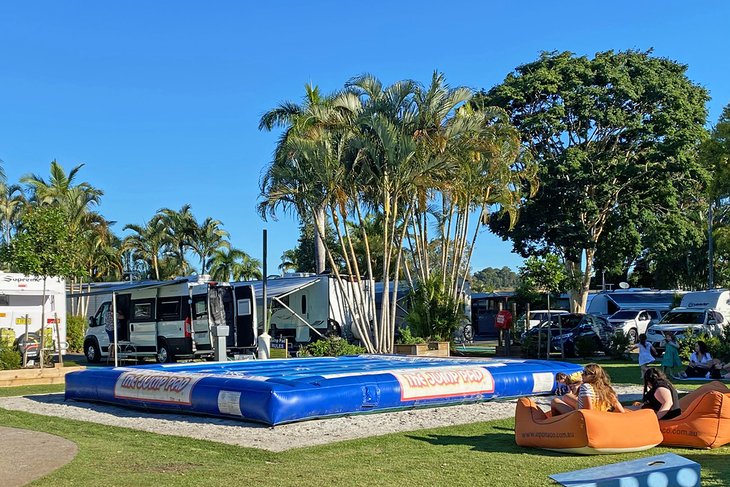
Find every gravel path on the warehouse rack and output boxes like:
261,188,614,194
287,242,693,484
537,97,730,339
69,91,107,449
0,385,646,452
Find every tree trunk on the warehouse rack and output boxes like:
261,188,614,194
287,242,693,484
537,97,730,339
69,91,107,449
313,206,327,274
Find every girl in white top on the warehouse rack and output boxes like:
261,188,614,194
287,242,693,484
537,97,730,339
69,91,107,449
637,333,657,379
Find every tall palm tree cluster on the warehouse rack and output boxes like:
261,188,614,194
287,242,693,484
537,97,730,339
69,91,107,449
259,72,536,353
0,161,261,313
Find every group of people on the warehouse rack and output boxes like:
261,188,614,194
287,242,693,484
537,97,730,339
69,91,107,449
638,332,730,380
551,363,681,421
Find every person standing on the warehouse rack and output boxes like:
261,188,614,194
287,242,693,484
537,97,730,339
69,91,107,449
661,332,682,379
637,334,657,379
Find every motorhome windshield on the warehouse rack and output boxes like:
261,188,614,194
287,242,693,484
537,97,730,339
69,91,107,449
659,311,704,325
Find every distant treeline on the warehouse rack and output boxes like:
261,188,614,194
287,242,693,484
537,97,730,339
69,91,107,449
471,266,519,292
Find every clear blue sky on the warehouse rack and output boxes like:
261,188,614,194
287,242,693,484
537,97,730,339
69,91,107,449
1,1,728,275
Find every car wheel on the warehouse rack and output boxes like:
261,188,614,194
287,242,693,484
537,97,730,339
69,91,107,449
84,339,101,363
156,339,175,363
627,328,638,344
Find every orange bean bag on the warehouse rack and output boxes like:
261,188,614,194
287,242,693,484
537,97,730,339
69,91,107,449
659,381,730,448
514,397,663,454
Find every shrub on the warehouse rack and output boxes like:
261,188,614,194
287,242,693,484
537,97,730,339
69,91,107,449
575,336,598,358
66,315,86,352
396,327,426,345
405,275,464,341
677,329,719,362
607,331,632,359
0,341,21,370
520,334,550,358
298,336,366,357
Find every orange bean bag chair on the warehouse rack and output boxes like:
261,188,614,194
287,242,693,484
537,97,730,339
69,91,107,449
514,397,663,454
659,381,730,448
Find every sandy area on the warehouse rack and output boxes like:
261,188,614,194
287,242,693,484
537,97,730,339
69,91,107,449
0,385,646,452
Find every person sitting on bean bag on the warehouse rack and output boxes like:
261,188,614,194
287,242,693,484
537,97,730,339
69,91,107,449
680,341,713,378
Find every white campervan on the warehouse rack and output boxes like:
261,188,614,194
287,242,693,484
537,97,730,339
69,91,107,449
646,290,730,350
0,272,67,356
84,277,256,363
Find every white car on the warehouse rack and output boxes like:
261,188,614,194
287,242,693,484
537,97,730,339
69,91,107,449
646,307,725,351
607,309,662,344
519,309,569,329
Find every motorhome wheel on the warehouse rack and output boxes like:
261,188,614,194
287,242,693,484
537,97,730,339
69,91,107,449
326,319,342,337
156,339,175,363
84,339,101,363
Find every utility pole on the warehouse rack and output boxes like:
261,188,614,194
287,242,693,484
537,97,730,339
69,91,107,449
709,200,715,289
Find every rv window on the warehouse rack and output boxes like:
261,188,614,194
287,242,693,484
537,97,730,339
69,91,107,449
158,299,181,321
193,296,207,320
132,301,155,321
0,296,8,306
301,295,307,314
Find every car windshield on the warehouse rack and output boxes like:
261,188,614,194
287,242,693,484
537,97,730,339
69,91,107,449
559,315,584,328
659,311,704,325
610,311,638,319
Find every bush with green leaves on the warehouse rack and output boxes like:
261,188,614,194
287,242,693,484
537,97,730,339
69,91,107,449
0,341,21,370
677,329,720,362
66,315,86,352
396,327,426,345
298,336,366,357
405,275,464,341
607,331,632,359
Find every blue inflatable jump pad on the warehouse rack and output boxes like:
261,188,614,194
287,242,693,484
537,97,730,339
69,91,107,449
65,354,581,425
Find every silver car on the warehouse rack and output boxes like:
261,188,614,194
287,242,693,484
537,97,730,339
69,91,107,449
607,309,662,344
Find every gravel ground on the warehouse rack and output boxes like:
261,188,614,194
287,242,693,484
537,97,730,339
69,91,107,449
0,385,647,452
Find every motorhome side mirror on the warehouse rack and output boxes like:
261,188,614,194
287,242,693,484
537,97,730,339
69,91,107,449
89,316,97,327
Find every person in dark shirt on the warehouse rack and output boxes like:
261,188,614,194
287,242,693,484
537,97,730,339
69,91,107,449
639,367,681,420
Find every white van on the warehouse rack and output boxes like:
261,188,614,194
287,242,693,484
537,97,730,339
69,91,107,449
83,277,256,363
646,290,730,350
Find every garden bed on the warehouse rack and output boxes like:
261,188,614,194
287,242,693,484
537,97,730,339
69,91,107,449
394,341,450,357
0,365,86,387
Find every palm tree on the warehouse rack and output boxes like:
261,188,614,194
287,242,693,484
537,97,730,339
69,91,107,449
191,217,230,273
123,218,170,280
22,160,102,207
0,183,26,245
208,248,262,281
157,205,196,275
279,249,298,273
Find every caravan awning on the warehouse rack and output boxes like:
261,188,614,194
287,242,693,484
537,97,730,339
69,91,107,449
242,276,323,307
68,278,196,297
607,292,676,310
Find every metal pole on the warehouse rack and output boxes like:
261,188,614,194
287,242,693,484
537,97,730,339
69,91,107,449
258,229,271,359
263,230,268,334
55,312,63,367
22,314,29,367
709,200,715,289
546,293,551,360
112,292,118,367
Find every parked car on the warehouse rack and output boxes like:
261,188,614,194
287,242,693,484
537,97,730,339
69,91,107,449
646,309,725,352
607,309,663,344
550,314,614,357
518,309,569,330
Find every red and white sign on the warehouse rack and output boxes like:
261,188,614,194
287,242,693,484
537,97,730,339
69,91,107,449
392,366,494,401
114,371,206,405
495,310,513,329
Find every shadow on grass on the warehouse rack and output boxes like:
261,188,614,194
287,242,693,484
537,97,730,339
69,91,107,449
406,427,565,457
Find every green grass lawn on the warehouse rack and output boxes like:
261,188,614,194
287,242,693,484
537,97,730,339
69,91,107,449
0,359,727,486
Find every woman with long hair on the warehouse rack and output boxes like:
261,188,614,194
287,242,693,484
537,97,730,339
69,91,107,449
681,341,713,378
639,367,681,420
576,363,625,412
551,363,624,415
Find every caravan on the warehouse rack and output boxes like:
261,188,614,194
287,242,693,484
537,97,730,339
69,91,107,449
84,276,256,363
646,290,730,351
0,272,67,356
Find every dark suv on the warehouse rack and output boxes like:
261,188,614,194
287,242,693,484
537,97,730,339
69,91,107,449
550,313,613,357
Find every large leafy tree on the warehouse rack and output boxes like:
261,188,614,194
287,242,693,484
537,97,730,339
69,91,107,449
260,73,531,352
1,205,84,367
480,50,709,310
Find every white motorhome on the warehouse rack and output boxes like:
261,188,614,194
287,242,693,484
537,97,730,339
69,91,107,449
587,289,678,317
646,289,730,350
0,272,67,355
84,276,256,363
240,274,375,346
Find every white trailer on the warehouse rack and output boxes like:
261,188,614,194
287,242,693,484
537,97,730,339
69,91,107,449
0,272,67,354
239,274,375,346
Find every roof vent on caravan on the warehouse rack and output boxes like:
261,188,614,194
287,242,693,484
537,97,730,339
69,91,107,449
283,272,316,278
